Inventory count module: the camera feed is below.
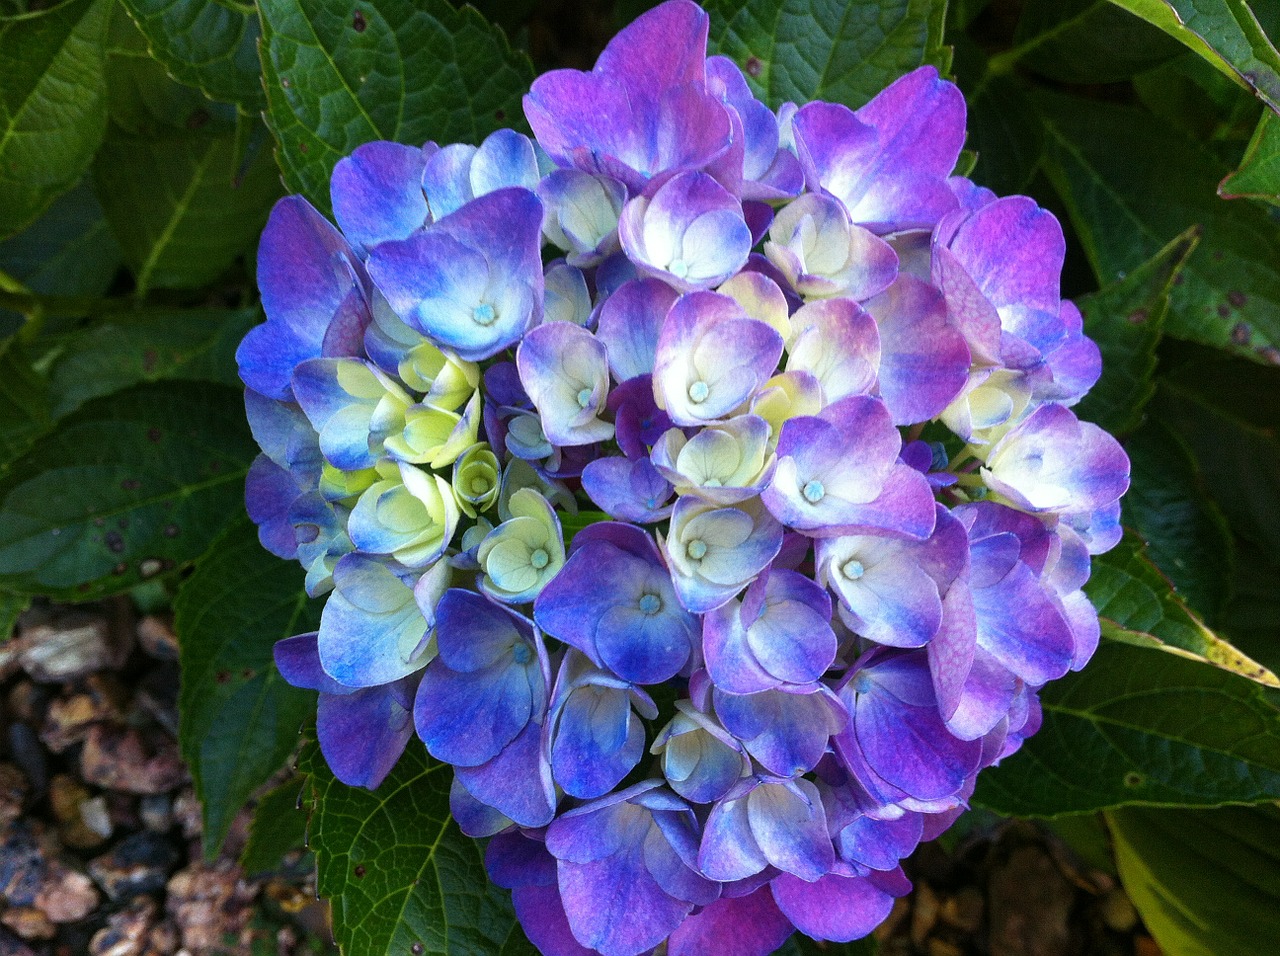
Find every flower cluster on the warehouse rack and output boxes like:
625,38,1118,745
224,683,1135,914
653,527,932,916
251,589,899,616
239,2,1129,953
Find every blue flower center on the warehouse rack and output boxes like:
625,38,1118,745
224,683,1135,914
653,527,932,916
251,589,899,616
576,387,594,408
512,643,533,665
686,539,708,561
842,559,865,580
530,548,550,570
803,479,825,503
638,593,662,615
669,258,690,279
472,303,497,326
688,380,709,404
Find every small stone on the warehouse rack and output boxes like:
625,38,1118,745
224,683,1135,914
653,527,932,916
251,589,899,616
0,907,54,942
0,927,36,956
40,675,126,752
136,617,179,661
171,790,202,840
988,844,1074,956
34,868,99,923
90,896,159,956
4,726,46,799
940,886,984,933
911,881,940,947
18,617,122,683
0,764,29,827
4,682,47,725
139,795,173,834
80,725,187,795
89,832,181,903
1099,886,1138,933
166,861,257,954
78,797,115,844
927,941,964,956
49,774,110,850
135,666,179,737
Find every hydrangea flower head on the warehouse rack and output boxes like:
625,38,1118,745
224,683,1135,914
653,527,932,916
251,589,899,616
240,3,1129,953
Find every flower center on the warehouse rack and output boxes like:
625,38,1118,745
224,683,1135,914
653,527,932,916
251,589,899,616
688,380,709,404
512,643,533,665
686,539,708,561
530,548,550,570
638,593,662,615
669,258,690,279
576,387,594,408
472,303,497,326
842,559,865,580
803,479,825,503
469,477,490,495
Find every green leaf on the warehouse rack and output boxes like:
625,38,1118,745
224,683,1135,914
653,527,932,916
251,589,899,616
1002,0,1185,83
1153,344,1280,555
705,0,949,111
973,641,1280,816
93,119,282,294
1134,50,1262,145
954,47,1043,196
1073,229,1196,435
258,0,533,214
0,589,28,641
104,0,236,136
1104,0,1280,110
1122,420,1234,620
0,338,51,468
0,180,121,307
1219,107,1280,202
121,0,265,110
1108,804,1280,956
176,518,319,855
46,308,255,418
0,0,112,239
300,740,535,956
0,380,254,600
241,774,309,876
1036,91,1280,365
1087,532,1275,686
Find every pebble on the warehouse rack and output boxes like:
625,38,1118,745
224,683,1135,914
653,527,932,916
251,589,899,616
988,844,1074,956
139,795,173,834
17,617,126,684
0,928,36,956
90,896,160,956
941,886,984,933
137,617,179,662
166,861,258,954
0,907,53,942
0,763,28,827
1100,886,1138,933
80,726,187,795
49,773,109,850
40,675,126,753
5,725,46,798
89,832,181,903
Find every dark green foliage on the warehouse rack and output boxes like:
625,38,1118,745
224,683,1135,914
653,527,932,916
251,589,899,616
176,519,320,855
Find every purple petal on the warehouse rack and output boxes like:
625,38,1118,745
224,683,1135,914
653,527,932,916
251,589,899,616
581,456,674,523
866,274,969,425
331,141,430,253
454,720,557,828
316,680,414,789
595,278,679,382
669,885,795,956
771,868,902,942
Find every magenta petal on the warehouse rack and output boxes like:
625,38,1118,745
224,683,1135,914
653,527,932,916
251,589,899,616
668,886,794,956
771,868,901,942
